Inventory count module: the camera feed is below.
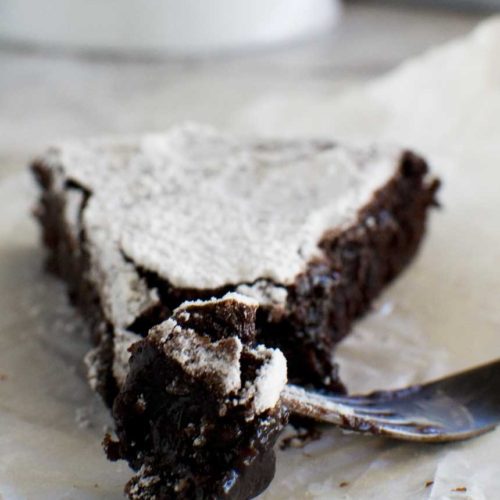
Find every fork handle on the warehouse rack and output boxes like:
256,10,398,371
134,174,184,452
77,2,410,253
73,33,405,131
281,384,349,425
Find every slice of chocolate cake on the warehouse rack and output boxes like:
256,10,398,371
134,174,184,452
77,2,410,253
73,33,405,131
32,123,439,402
32,124,439,499
107,293,288,499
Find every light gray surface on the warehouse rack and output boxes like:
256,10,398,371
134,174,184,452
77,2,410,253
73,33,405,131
2,17,500,497
0,3,483,176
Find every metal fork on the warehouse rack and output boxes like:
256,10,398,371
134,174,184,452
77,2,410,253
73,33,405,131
281,359,500,442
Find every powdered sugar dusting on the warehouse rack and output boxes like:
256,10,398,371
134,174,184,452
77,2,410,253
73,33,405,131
253,346,288,413
40,124,402,294
236,281,288,306
83,204,160,329
176,291,259,311
158,322,244,396
240,345,288,414
63,187,85,247
112,329,141,388
41,145,161,330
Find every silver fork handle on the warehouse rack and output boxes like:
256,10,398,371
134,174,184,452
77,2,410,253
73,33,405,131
281,384,354,426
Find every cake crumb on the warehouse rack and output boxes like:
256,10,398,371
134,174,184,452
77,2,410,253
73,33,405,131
339,481,349,488
280,426,322,450
451,486,467,492
425,480,434,488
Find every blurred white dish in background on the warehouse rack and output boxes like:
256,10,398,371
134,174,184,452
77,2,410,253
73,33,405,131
0,0,341,55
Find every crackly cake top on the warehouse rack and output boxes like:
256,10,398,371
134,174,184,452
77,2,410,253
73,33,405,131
41,123,403,292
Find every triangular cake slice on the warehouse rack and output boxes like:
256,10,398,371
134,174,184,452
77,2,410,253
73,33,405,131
32,123,438,402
